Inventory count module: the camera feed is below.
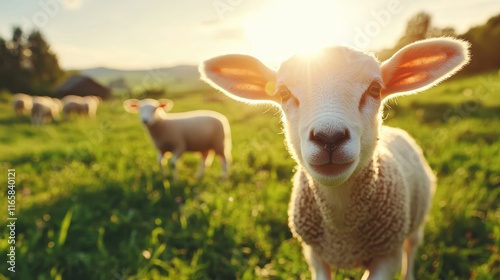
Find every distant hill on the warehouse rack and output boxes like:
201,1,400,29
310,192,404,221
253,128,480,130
78,65,207,93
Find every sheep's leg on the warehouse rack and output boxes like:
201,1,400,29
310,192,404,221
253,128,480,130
402,227,423,280
33,115,41,126
169,152,182,181
303,244,331,280
157,152,165,173
219,155,229,179
361,249,402,280
196,150,210,179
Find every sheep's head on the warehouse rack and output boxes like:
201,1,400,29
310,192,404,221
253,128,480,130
123,98,174,126
200,38,470,186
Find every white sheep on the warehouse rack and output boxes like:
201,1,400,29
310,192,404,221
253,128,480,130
83,95,101,117
31,96,63,126
123,98,232,180
199,38,470,280
12,93,33,116
62,95,100,118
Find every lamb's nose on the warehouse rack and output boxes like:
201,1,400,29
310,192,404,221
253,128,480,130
309,129,350,151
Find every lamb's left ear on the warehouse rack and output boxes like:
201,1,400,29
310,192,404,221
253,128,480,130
381,38,470,99
158,99,174,112
199,54,280,105
123,99,140,113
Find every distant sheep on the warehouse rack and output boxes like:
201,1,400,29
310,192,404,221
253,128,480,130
123,98,232,180
31,96,63,126
12,93,33,116
83,95,101,117
62,95,101,118
200,38,470,280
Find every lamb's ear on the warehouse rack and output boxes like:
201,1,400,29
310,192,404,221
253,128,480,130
381,38,470,99
123,99,140,113
199,54,280,105
158,99,174,112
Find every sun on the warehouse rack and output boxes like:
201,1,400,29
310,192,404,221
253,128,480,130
243,0,351,65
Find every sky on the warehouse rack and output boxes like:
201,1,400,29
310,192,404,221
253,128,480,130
0,0,499,70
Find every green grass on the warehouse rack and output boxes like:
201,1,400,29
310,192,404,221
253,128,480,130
0,71,499,280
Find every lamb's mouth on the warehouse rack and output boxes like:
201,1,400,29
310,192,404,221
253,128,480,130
309,162,353,176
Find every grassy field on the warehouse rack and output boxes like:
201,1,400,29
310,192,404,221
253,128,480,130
0,71,499,280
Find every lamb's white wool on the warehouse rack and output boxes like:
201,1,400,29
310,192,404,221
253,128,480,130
62,95,100,118
123,98,232,179
200,38,470,280
12,93,33,115
31,96,63,126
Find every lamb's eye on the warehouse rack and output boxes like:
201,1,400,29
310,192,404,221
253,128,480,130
367,82,382,98
278,85,292,102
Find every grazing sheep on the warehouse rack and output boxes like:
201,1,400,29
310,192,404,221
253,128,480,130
62,95,86,117
12,93,33,116
200,38,470,280
62,95,100,118
83,95,101,117
31,96,63,126
123,98,232,180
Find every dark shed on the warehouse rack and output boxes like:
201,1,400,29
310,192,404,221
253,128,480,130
56,76,111,100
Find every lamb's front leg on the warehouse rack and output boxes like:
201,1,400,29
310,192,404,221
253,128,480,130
401,227,423,280
303,244,331,280
361,249,402,280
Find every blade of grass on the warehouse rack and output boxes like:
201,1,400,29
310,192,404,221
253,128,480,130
57,207,73,247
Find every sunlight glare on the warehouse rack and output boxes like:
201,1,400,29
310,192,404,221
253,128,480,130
243,0,351,65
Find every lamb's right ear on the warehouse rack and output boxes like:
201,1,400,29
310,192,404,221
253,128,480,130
123,99,140,113
380,38,470,99
199,54,280,105
158,99,174,112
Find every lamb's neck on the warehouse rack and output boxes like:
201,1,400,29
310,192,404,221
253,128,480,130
309,156,379,228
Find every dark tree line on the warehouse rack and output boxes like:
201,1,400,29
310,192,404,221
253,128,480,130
460,14,500,75
0,27,64,96
377,12,500,76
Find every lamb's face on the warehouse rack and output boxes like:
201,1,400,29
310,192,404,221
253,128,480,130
124,98,174,125
276,47,382,186
133,98,174,126
138,99,162,126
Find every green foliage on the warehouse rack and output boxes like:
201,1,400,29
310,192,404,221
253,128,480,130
0,72,499,279
0,27,63,95
460,14,500,75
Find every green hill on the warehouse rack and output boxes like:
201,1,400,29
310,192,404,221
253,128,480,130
79,65,207,94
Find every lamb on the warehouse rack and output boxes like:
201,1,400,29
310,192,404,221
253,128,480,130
199,38,470,280
12,93,33,115
62,95,100,118
123,98,232,180
31,96,63,126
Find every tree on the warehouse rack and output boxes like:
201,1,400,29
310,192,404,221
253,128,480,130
27,30,63,93
377,12,433,61
459,13,500,75
0,26,64,95
396,12,431,48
